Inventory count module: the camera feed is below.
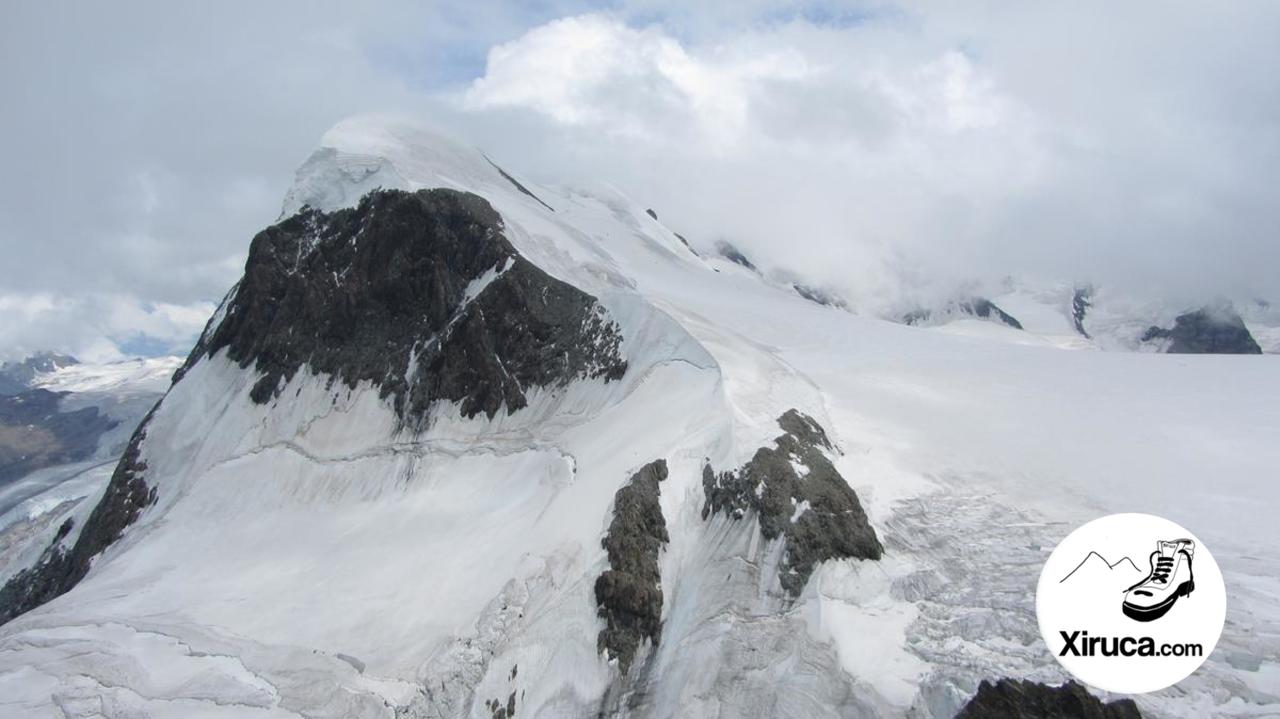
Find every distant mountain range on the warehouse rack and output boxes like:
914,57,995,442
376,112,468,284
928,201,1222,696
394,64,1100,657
0,351,79,395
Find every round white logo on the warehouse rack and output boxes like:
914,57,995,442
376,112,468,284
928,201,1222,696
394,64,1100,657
1036,513,1225,694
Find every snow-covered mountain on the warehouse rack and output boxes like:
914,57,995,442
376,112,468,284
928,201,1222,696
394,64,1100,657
0,352,80,395
0,117,1276,718
876,280,1277,355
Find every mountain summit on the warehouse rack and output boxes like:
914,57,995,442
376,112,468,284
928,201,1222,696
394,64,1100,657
0,118,1275,718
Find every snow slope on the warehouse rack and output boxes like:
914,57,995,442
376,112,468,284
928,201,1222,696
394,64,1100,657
0,117,1276,718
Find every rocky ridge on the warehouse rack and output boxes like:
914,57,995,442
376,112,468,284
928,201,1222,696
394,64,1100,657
595,459,669,675
702,410,883,596
1142,303,1263,354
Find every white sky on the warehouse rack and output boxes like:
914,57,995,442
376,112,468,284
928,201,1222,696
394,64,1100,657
2,1,1278,360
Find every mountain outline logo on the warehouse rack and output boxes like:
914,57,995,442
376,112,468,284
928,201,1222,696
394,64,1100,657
1057,551,1142,584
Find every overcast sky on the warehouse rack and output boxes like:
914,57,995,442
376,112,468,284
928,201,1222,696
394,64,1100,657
2,1,1278,361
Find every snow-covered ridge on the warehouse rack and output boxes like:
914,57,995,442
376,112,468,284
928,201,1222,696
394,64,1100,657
0,117,1276,718
34,356,180,395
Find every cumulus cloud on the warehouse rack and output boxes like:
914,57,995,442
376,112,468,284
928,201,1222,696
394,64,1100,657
0,0,576,360
453,13,1051,310
4,1,1279,356
465,15,808,147
0,292,216,363
452,5,1280,311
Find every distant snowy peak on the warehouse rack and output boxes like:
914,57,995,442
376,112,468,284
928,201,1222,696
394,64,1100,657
714,239,757,272
897,279,1279,354
702,238,850,310
35,356,180,395
1141,302,1263,354
0,351,80,395
901,296,1024,331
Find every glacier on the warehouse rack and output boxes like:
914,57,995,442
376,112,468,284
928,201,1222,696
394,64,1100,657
0,116,1276,718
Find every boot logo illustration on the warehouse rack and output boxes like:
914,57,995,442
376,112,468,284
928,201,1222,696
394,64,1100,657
1036,514,1226,694
1121,538,1195,622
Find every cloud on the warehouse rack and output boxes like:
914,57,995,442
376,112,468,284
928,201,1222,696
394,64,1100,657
0,0,539,359
465,14,808,147
4,1,1280,354
0,0,613,358
445,5,1280,311
452,13,1053,310
0,292,216,363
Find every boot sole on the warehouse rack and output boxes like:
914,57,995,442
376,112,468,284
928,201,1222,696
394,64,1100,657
1122,580,1194,622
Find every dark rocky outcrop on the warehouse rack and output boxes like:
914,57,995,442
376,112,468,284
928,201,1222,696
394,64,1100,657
956,679,1142,718
702,410,882,596
960,298,1023,330
902,298,1022,330
793,283,847,309
714,240,757,272
483,691,518,719
1142,303,1262,354
0,389,116,484
188,188,627,426
645,208,658,220
0,407,158,625
1072,286,1093,338
595,460,669,675
485,158,554,213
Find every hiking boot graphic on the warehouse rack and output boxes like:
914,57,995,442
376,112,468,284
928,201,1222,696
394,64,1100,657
1122,538,1195,622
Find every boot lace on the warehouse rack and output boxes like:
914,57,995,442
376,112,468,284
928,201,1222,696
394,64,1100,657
1149,556,1174,584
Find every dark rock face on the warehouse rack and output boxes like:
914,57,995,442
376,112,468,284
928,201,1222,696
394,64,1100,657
595,460,669,675
0,407,158,625
485,158,554,213
702,410,882,596
792,283,846,309
961,298,1023,330
0,389,116,484
645,208,658,220
190,188,626,426
672,232,697,255
0,352,79,396
714,240,757,272
1072,286,1093,338
902,298,1022,330
956,679,1142,719
483,691,518,719
1142,304,1262,354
